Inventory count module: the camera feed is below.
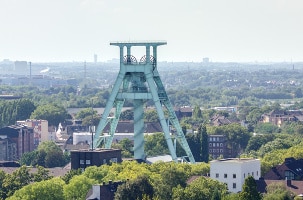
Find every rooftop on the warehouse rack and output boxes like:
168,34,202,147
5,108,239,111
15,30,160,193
211,158,260,163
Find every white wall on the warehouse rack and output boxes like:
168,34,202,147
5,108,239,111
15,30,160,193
210,158,261,193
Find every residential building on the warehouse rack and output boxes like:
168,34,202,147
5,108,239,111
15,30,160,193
262,110,303,127
264,157,303,180
210,158,261,193
174,106,193,119
17,119,48,148
0,125,34,160
70,148,122,170
208,135,230,159
86,181,125,200
210,114,233,126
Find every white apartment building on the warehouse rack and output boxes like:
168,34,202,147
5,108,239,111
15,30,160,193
210,158,261,193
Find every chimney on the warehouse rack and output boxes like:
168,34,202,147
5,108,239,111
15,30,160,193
286,178,291,187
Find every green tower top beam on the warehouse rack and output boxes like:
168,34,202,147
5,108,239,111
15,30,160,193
110,41,167,47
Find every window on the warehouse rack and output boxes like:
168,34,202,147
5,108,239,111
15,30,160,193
220,149,223,153
80,159,84,164
252,172,254,177
257,171,259,176
86,160,91,165
285,171,295,180
244,173,245,178
111,157,118,163
209,149,212,153
103,159,107,164
220,143,223,147
209,143,212,147
217,143,219,147
224,174,227,178
216,173,219,178
233,174,236,178
210,137,213,142
233,183,236,189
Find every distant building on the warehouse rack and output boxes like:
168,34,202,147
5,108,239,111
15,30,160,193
208,135,230,159
17,119,49,148
94,54,98,64
70,148,122,170
261,110,303,127
174,106,193,119
210,114,233,126
0,125,34,161
14,61,27,75
203,57,209,63
210,158,261,193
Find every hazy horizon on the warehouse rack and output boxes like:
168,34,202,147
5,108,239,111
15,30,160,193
0,0,302,63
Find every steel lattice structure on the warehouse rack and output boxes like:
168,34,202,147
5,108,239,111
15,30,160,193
93,41,195,163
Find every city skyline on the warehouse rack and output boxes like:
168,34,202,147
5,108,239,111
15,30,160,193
0,0,302,63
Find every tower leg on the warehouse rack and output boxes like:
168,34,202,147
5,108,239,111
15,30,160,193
133,99,145,160
93,70,125,148
145,72,178,161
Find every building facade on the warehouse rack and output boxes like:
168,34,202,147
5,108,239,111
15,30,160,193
208,135,230,159
17,119,48,148
0,125,34,160
71,148,122,170
210,158,261,193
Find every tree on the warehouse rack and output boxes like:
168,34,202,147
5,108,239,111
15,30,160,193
120,109,134,121
144,132,169,156
112,138,133,158
30,103,70,126
1,166,32,199
245,134,274,152
74,108,97,120
144,109,159,122
115,176,154,200
172,176,227,200
193,105,202,119
63,175,96,200
32,166,53,182
61,169,82,184
7,177,65,200
45,149,65,168
263,182,294,200
239,176,261,200
19,141,67,168
200,124,209,163
19,151,38,166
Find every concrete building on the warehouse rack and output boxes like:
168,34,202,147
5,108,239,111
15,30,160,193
70,148,122,170
210,158,261,193
17,119,48,148
0,125,34,161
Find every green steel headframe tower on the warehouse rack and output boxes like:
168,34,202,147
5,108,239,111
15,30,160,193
93,41,195,163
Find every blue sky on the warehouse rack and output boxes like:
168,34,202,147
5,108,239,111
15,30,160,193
0,0,302,62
